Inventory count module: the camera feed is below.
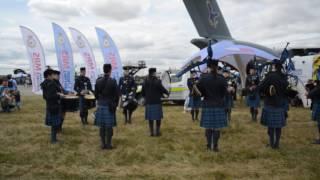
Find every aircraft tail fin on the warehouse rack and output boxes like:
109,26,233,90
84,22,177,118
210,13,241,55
183,0,232,40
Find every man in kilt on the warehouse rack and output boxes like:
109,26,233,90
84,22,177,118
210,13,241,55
307,79,320,144
52,70,68,132
40,69,65,144
259,59,289,149
187,70,201,121
74,67,92,125
119,68,137,124
94,64,120,150
245,65,260,121
222,68,235,122
142,68,169,137
197,59,228,152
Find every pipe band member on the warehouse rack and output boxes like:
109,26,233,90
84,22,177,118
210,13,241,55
52,70,68,132
187,70,202,121
222,68,235,122
197,59,228,152
307,79,320,145
245,64,260,121
94,64,120,150
41,69,64,144
142,68,169,137
119,68,137,124
74,67,92,125
259,59,289,149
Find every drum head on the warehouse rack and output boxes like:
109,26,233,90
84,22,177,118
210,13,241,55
85,94,95,100
64,95,79,99
161,71,171,96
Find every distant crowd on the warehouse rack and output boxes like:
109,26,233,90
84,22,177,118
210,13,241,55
0,75,22,112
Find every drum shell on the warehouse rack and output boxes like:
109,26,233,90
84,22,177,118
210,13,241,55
85,97,96,109
62,97,79,112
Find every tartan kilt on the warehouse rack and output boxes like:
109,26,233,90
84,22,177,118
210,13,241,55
225,95,234,109
246,93,260,108
145,104,163,120
188,96,202,109
94,106,116,127
312,102,320,123
45,109,62,127
200,107,227,129
261,106,286,128
282,99,289,112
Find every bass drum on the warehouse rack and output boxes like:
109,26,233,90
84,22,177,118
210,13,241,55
161,70,171,97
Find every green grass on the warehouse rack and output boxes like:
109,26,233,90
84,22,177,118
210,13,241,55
0,96,320,180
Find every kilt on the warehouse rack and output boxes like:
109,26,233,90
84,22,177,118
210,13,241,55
45,109,62,127
282,99,289,112
225,95,234,109
145,104,163,120
246,93,260,108
94,105,116,127
311,102,320,123
261,106,286,128
200,107,227,129
188,96,202,109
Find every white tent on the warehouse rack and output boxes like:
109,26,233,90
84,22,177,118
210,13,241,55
178,40,279,87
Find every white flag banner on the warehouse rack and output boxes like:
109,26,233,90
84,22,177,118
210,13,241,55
52,23,75,92
95,27,123,83
69,27,98,88
20,26,46,94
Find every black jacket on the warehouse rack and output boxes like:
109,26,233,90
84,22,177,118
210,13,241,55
94,75,120,106
74,75,92,95
41,79,61,113
119,75,136,96
245,74,259,95
197,73,227,108
308,85,320,102
258,71,289,107
142,76,169,105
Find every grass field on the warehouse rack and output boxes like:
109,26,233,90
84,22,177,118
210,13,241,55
0,96,320,180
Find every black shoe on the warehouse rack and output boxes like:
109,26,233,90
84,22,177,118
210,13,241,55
213,147,219,152
156,132,162,137
106,145,114,150
311,139,320,144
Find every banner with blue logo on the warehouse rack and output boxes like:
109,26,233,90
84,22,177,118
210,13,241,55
20,26,46,94
52,23,75,92
95,27,123,83
69,27,98,89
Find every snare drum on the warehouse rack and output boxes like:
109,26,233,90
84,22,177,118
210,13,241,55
85,94,96,109
62,95,79,112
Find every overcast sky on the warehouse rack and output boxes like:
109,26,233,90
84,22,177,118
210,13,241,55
1,0,320,74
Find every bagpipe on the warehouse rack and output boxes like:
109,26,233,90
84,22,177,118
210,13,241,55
256,43,298,98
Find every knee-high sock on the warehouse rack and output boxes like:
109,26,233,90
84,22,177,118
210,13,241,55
106,128,113,147
213,130,221,148
318,124,320,134
124,110,128,123
268,128,275,147
205,129,213,148
128,110,133,123
250,107,254,119
191,110,195,120
99,127,106,147
148,120,154,136
275,128,282,147
195,109,199,120
156,120,161,135
51,126,58,143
